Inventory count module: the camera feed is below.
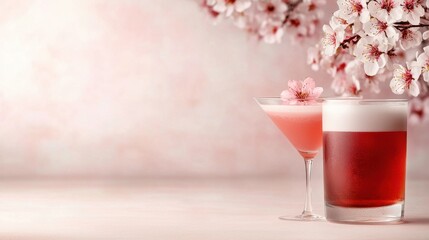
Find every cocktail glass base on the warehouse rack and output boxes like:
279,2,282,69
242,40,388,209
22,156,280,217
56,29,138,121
325,201,404,224
279,213,325,221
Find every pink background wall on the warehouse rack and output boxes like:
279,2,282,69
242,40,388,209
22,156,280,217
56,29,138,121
0,0,427,179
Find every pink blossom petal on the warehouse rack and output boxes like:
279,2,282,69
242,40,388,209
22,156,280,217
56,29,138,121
287,80,300,91
312,87,324,98
302,77,316,90
424,31,429,40
411,65,422,80
235,1,251,12
213,3,226,13
423,72,429,82
359,9,370,23
281,90,294,100
390,77,405,94
409,80,420,97
377,54,387,69
364,61,379,76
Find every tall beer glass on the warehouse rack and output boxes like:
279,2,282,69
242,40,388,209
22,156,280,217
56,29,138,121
323,99,408,223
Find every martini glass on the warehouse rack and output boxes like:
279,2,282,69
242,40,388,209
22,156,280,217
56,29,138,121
255,97,324,221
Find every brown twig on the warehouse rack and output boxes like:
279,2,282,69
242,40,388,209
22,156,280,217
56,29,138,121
395,24,429,30
282,0,304,25
340,35,361,49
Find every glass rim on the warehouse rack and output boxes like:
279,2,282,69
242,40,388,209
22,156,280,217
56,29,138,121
323,97,408,102
255,97,409,103
323,98,409,103
254,97,323,106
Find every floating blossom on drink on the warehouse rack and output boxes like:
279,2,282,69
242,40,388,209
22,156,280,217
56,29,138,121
281,77,323,104
201,0,326,43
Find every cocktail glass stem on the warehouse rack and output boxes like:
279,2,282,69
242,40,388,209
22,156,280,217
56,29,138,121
302,158,314,216
280,155,323,221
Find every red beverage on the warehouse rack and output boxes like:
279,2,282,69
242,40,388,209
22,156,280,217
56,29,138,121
323,131,407,208
323,99,408,223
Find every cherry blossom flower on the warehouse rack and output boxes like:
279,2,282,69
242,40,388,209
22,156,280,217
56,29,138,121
284,12,306,34
337,0,370,24
281,77,323,104
354,37,389,76
330,10,359,37
210,0,252,17
362,73,387,93
416,46,429,82
344,78,362,96
346,59,388,93
303,0,327,11
329,60,349,94
363,17,398,43
390,63,421,96
367,0,403,23
330,10,350,30
203,0,326,43
322,24,345,56
202,1,222,21
294,1,325,31
399,28,423,50
259,20,284,43
256,0,288,22
400,0,425,25
331,72,348,94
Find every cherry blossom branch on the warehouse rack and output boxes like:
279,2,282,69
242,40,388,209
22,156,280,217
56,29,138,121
202,0,324,44
282,0,304,25
394,24,429,30
339,35,361,49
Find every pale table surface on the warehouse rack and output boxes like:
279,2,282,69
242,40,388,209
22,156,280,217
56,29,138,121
0,178,428,240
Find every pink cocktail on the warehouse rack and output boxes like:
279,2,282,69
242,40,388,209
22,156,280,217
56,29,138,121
255,97,323,221
261,104,322,159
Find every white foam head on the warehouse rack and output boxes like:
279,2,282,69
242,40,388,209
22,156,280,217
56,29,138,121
323,99,408,132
